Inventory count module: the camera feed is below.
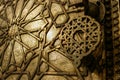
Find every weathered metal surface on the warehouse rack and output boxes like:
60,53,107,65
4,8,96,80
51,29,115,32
0,0,106,80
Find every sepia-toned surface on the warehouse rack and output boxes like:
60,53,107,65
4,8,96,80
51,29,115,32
0,0,119,80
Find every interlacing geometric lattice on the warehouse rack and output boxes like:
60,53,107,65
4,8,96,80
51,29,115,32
0,0,101,80
60,16,101,67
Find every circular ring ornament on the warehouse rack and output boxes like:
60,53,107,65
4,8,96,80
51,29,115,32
60,15,101,67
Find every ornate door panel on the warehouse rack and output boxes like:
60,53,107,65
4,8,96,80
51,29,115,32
0,0,119,80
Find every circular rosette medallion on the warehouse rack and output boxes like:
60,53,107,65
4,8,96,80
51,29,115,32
60,16,101,67
0,0,47,72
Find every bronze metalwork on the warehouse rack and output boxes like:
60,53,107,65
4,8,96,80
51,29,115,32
60,15,101,67
0,0,104,80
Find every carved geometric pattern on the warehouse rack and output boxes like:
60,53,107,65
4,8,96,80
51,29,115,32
0,0,102,80
60,16,101,67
